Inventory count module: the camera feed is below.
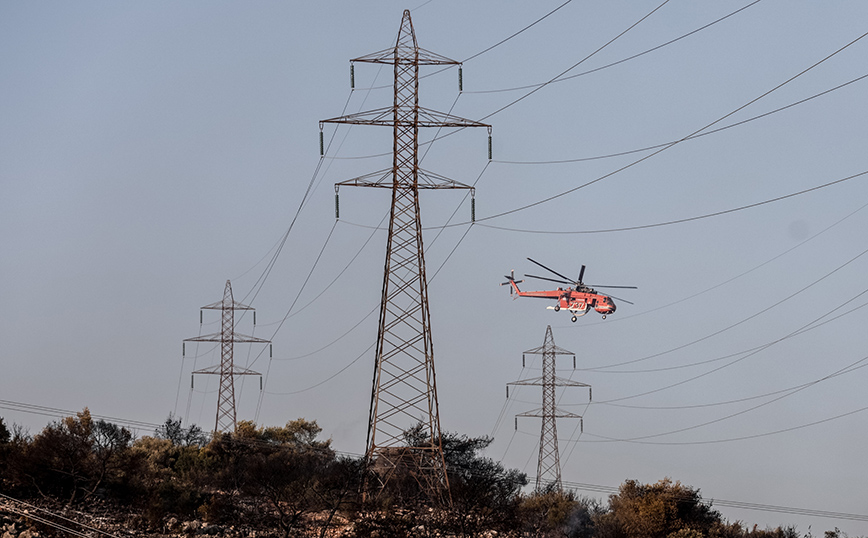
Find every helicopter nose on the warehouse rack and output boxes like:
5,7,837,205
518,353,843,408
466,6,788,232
595,301,615,314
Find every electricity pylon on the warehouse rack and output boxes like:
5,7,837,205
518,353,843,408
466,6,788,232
184,280,269,434
508,325,591,492
321,10,490,504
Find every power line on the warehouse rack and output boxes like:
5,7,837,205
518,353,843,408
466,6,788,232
581,246,868,384
601,362,868,412
578,401,868,447
466,1,763,95
338,165,868,235
477,168,868,235
253,220,338,420
462,0,573,64
323,69,868,175
239,68,394,419
472,28,868,224
0,399,162,431
477,0,672,123
584,289,868,375
493,71,868,164
264,341,376,396
0,493,124,538
568,199,868,331
585,352,868,444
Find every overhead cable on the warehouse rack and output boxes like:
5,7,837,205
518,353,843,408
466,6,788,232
354,1,574,92
477,0,672,122
474,28,868,223
477,169,868,235
585,293,868,375
468,0,762,95
591,245,868,403
586,353,868,443
324,70,868,167
578,401,868,446
495,71,868,164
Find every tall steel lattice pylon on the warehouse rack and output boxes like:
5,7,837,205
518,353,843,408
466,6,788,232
321,10,490,504
184,280,270,434
508,325,591,492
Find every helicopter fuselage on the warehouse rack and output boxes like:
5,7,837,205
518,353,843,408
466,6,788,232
506,281,616,319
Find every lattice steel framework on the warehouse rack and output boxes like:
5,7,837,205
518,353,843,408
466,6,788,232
321,10,489,504
508,325,591,492
184,280,269,434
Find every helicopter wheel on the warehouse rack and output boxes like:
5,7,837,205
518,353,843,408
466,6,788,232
554,305,560,311
602,315,607,320
571,315,577,322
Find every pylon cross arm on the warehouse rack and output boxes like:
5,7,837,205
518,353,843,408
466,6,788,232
552,376,591,388
193,364,261,376
336,168,474,191
508,377,545,386
184,333,271,344
199,300,255,310
553,411,584,419
517,410,583,419
524,346,575,356
321,106,489,129
352,46,460,66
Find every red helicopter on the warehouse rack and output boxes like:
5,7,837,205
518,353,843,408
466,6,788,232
502,258,636,321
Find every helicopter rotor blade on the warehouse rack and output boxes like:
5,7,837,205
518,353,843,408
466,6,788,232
499,280,513,295
606,294,634,305
578,265,586,283
526,258,574,283
524,273,574,286
589,284,638,289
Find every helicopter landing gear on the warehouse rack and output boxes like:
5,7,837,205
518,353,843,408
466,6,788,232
571,315,578,322
602,315,607,320
554,305,560,311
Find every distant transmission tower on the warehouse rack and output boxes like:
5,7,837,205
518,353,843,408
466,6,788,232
508,325,591,492
321,10,490,504
184,280,270,434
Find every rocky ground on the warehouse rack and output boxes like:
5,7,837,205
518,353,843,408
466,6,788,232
0,498,317,538
0,497,502,538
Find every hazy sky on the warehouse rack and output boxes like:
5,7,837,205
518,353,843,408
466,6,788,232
3,1,868,534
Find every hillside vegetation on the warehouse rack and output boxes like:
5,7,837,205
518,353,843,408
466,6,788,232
0,412,844,537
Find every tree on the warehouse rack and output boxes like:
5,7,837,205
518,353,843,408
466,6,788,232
155,414,207,447
594,479,722,538
0,417,10,489
205,419,340,536
519,489,602,538
129,435,208,526
90,418,133,497
0,417,10,444
394,424,527,536
240,442,331,535
22,409,132,505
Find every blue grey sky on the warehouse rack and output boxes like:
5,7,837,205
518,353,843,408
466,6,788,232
3,1,868,534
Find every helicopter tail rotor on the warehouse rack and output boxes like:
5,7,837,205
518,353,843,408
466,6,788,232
501,270,523,296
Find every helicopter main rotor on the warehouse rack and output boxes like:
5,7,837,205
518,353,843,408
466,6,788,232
524,257,637,304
